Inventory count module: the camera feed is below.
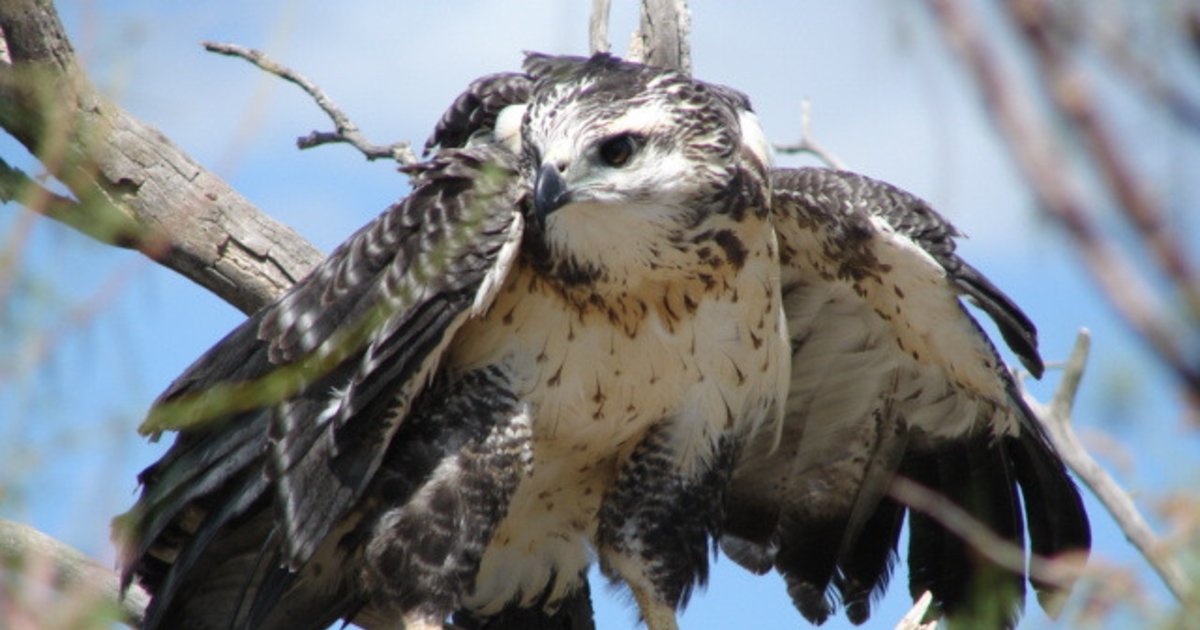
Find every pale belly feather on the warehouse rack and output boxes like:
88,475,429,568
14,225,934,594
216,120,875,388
448,259,788,614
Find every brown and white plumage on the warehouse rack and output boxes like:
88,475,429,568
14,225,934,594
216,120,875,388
114,52,1088,630
721,168,1089,626
115,52,787,630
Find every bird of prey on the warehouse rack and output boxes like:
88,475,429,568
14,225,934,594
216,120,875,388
114,52,1089,630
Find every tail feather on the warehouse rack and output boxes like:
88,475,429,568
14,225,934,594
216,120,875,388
126,417,268,576
142,471,270,629
834,496,905,624
1006,431,1091,615
904,439,1028,628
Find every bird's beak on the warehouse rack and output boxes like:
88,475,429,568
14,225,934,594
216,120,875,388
534,163,571,217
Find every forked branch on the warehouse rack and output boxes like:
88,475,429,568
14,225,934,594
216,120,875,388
203,41,418,165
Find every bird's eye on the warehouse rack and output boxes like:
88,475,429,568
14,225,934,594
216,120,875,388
597,134,640,168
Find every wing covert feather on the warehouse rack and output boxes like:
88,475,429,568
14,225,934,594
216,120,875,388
722,167,1088,626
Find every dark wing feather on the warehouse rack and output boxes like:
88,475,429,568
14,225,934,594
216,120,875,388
424,72,532,154
268,146,526,566
722,167,1089,626
114,144,526,629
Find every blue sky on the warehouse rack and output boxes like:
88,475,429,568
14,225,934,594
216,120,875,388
2,1,1197,628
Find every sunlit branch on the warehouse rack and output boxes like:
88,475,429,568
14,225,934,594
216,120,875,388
628,0,692,74
590,0,613,54
1023,330,1197,608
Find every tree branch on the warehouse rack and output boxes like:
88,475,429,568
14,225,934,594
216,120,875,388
1003,0,1200,322
627,0,691,74
893,591,937,630
202,41,417,165
589,0,613,55
0,0,323,315
0,518,149,627
0,156,170,258
1023,330,1197,608
923,0,1200,396
774,99,848,170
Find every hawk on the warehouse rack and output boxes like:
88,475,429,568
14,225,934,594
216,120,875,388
114,53,1089,630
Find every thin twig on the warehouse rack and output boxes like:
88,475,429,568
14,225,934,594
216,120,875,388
894,591,937,630
924,0,1200,395
202,41,417,165
889,477,1086,599
1024,329,1197,608
774,99,848,170
589,0,612,54
0,518,148,628
0,22,10,65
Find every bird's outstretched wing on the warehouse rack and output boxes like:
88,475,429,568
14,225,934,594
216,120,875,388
114,144,527,629
722,167,1090,627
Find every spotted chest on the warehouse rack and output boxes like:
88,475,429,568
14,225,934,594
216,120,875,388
446,228,789,613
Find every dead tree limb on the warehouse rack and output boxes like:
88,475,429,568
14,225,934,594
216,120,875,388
775,99,848,170
0,518,150,627
589,0,613,54
1024,330,1197,608
0,0,323,315
627,0,691,74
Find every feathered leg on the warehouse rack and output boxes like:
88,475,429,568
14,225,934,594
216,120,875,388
595,425,736,630
362,370,533,629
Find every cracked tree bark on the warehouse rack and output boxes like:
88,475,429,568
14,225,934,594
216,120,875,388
0,0,323,316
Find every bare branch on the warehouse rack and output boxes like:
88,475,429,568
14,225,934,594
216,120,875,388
0,0,323,315
628,0,691,74
889,477,1087,602
202,41,417,165
1087,14,1200,134
1024,330,1198,608
774,99,848,170
923,0,1200,395
894,591,937,630
0,518,147,628
589,0,613,54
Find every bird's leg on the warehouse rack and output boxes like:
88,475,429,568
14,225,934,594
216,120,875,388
631,583,681,630
596,423,737,629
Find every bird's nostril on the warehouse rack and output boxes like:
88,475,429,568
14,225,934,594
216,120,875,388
555,161,568,173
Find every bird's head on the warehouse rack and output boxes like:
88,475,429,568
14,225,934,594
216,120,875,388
515,53,773,292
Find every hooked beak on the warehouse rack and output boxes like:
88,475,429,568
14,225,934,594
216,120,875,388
534,163,571,217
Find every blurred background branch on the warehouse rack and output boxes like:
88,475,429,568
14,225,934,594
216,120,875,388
924,0,1200,403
